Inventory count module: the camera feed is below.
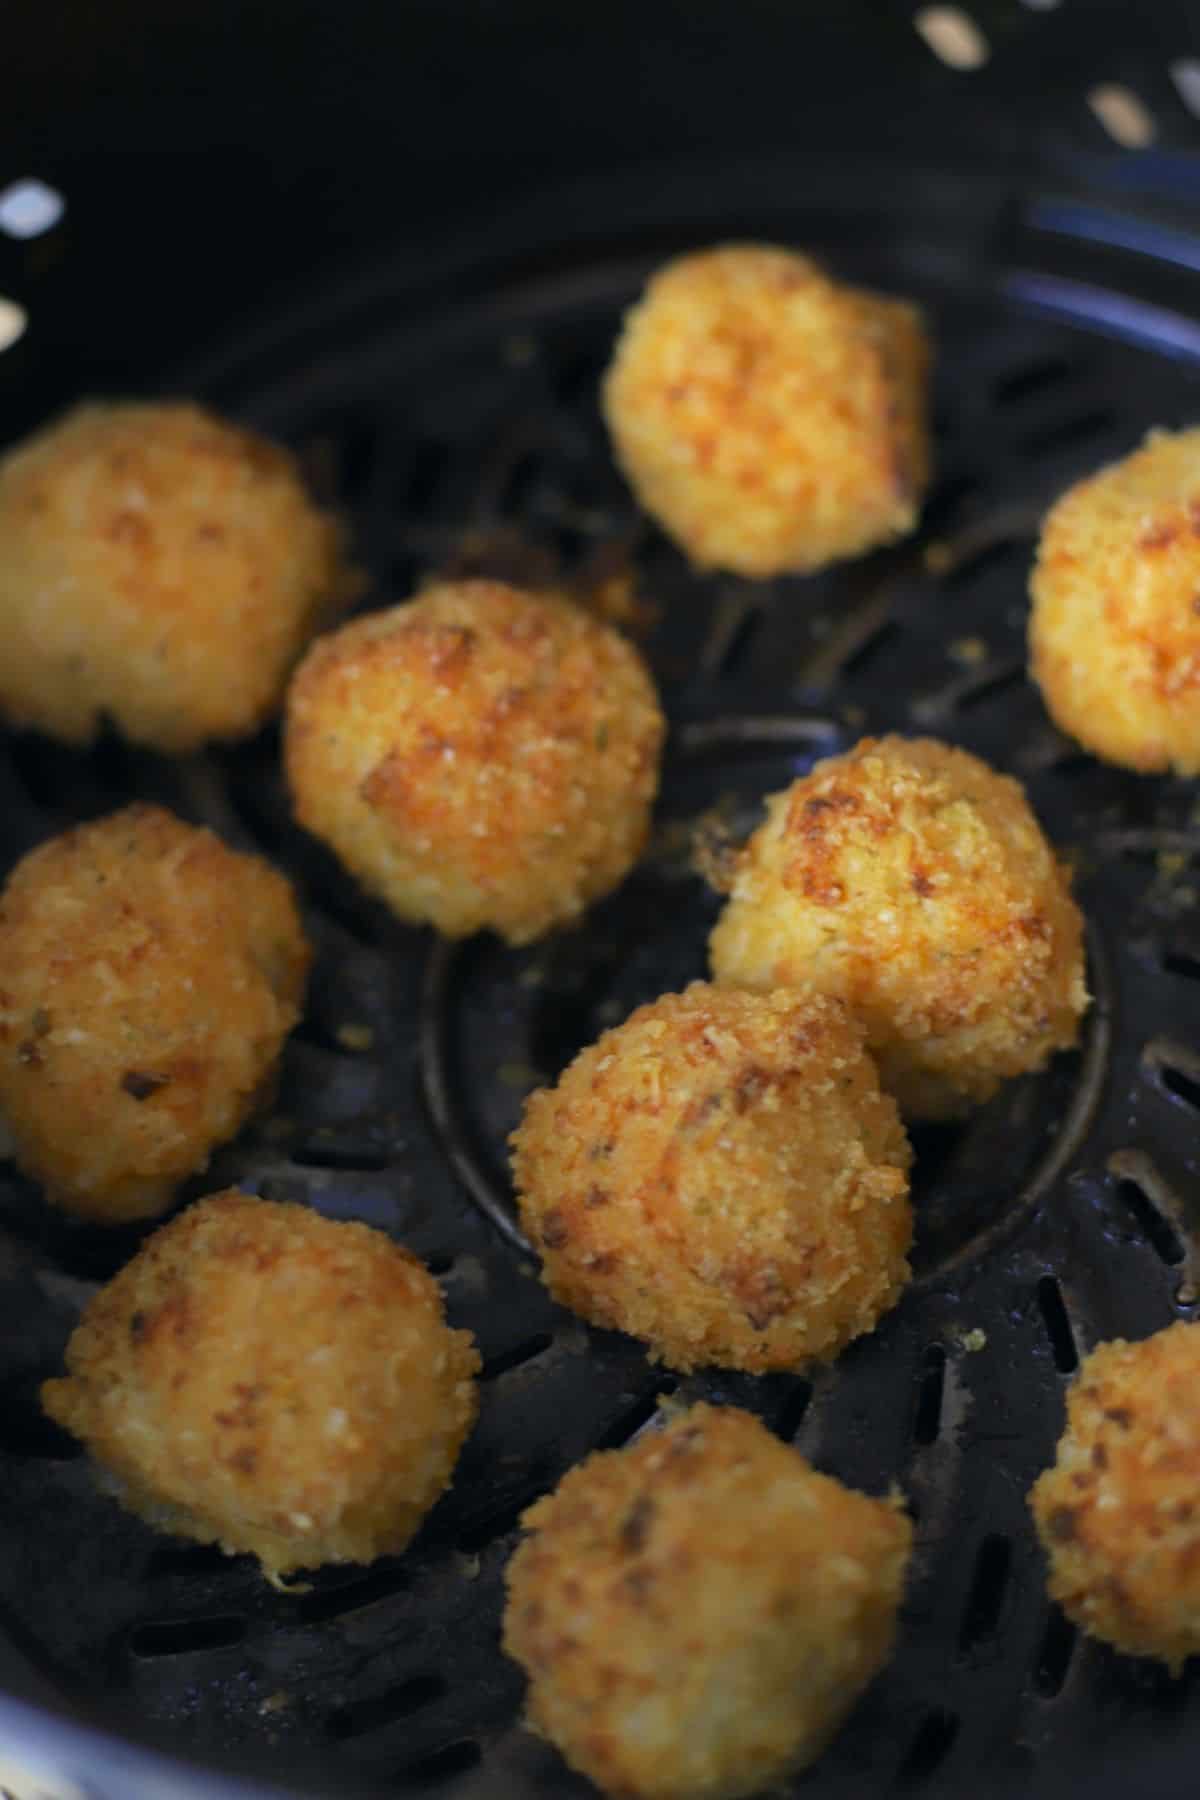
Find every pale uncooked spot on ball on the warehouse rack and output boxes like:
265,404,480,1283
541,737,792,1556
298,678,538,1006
504,1403,912,1800
42,1191,480,1581
284,579,665,945
603,244,931,577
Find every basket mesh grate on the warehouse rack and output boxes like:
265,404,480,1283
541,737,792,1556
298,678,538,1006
3,174,1200,1798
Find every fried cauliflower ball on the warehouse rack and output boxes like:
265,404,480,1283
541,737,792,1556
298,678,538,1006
602,244,931,578
0,805,309,1223
511,983,912,1373
504,1403,912,1800
710,736,1088,1121
1030,1322,1200,1670
284,580,665,945
1030,428,1200,774
0,401,353,750
42,1190,480,1582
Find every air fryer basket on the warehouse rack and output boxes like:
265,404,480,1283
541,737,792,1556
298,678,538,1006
3,5,1200,1798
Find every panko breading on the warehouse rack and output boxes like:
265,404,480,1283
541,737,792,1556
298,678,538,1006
0,401,354,751
284,580,665,945
510,983,912,1373
42,1191,480,1582
0,805,309,1223
602,244,931,577
504,1403,912,1800
1030,428,1200,774
1030,1322,1200,1670
710,736,1088,1121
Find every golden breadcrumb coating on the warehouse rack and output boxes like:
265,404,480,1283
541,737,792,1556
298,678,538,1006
1030,428,1200,774
0,401,354,751
602,244,931,578
1030,1322,1200,1670
710,736,1088,1121
42,1191,480,1581
511,983,912,1373
284,580,665,945
0,805,309,1222
504,1403,912,1800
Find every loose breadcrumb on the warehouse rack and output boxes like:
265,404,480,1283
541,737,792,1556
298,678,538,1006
710,735,1088,1120
0,805,309,1222
0,401,355,750
284,580,665,945
1030,1321,1200,1670
42,1191,480,1581
1030,428,1200,774
504,1403,912,1800
511,982,912,1373
603,244,931,577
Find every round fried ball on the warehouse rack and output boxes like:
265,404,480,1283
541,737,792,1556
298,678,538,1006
0,401,353,750
504,1402,912,1800
42,1190,480,1582
1030,428,1200,774
1030,1322,1200,1670
511,982,912,1373
710,736,1088,1121
0,804,309,1222
602,244,931,578
284,579,665,945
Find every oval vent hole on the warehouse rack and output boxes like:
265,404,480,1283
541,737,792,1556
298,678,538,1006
295,1565,409,1625
897,1709,961,1786
958,1532,1012,1651
129,1615,246,1657
481,1332,553,1381
841,618,900,679
597,1383,678,1452
943,537,1026,590
1034,1605,1077,1698
1160,1063,1200,1113
1018,410,1116,458
912,1345,947,1446
955,663,1026,714
1116,1177,1184,1267
329,1673,447,1740
395,1739,482,1789
993,355,1074,407
145,1543,233,1580
1036,1276,1078,1373
774,1379,814,1443
457,1483,552,1556
290,1131,393,1172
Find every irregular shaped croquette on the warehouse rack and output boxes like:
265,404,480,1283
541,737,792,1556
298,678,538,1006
1030,427,1200,774
0,805,309,1222
0,401,354,750
511,983,912,1373
710,736,1088,1121
42,1191,480,1581
504,1403,912,1800
1030,1322,1200,1670
284,580,665,945
603,244,931,577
